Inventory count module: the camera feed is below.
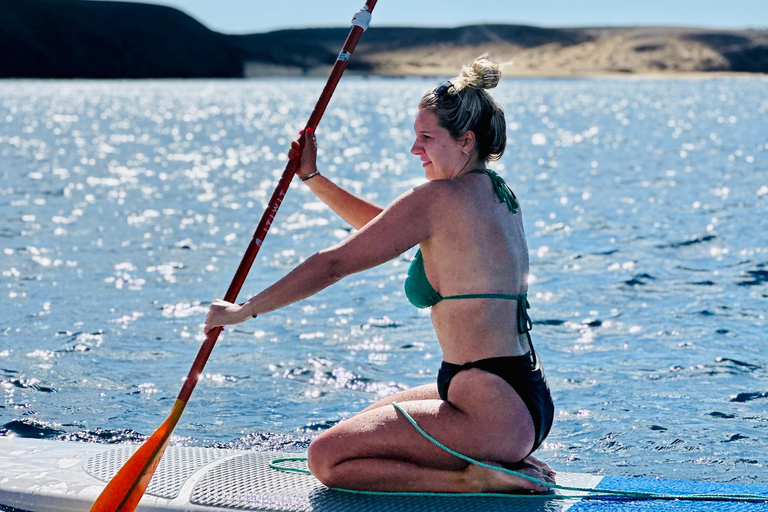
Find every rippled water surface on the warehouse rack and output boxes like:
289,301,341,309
1,77,767,484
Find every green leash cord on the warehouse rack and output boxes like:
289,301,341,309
270,402,768,502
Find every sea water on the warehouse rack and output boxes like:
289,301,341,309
1,77,766,484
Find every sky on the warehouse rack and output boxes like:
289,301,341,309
104,0,767,34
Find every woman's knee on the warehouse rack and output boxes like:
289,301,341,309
307,435,338,487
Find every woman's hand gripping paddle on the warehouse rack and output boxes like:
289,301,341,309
89,2,378,510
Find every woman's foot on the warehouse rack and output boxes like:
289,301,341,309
464,460,554,494
522,455,556,479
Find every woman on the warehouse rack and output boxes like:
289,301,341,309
205,57,556,494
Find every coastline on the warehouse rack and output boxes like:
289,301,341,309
242,62,767,80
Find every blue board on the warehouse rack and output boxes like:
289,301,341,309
569,475,768,511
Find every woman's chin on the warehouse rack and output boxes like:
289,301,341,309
423,164,437,181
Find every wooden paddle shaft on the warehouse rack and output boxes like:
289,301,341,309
178,0,379,404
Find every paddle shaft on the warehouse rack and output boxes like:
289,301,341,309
179,0,378,403
89,4,377,511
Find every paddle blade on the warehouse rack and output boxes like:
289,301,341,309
90,399,187,512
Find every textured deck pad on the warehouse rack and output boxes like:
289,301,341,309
83,445,235,499
190,453,318,510
190,451,602,512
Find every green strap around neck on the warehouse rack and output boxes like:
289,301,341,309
469,169,519,214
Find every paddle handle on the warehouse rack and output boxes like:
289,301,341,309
178,0,378,403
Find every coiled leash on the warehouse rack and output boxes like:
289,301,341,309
271,402,768,502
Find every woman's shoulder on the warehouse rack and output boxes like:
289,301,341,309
410,178,468,205
381,178,475,228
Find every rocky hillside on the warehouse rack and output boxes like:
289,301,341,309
1,0,242,78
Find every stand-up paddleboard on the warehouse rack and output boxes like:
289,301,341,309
0,437,766,512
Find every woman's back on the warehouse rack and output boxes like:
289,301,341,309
418,171,531,363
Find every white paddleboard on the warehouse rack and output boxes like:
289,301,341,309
0,437,765,512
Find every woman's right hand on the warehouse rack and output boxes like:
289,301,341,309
289,127,318,180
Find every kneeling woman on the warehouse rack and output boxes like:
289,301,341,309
205,57,556,494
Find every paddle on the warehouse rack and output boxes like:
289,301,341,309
90,2,378,510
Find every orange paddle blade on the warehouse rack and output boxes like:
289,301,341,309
90,399,187,512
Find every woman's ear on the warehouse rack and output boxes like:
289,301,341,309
461,130,476,154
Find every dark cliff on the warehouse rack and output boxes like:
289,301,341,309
1,0,242,78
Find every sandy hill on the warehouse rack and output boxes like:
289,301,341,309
236,25,768,77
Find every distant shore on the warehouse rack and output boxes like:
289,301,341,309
242,63,767,80
2,0,767,79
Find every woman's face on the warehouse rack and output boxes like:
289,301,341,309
410,109,470,181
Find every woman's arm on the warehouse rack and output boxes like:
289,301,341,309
204,182,443,332
293,128,382,230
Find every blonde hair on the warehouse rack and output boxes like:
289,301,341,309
419,56,506,162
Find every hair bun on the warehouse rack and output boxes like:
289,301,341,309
457,55,501,90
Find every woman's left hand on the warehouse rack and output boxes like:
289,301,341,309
204,299,251,334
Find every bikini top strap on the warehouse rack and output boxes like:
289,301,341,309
517,295,533,335
441,292,532,336
469,168,519,214
517,296,538,365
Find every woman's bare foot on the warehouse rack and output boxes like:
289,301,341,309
522,455,556,479
463,460,554,494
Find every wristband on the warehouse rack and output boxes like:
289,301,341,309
301,171,320,181
242,300,258,318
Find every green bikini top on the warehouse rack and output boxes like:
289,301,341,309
403,169,533,335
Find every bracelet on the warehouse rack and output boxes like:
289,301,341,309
241,300,258,318
301,171,320,181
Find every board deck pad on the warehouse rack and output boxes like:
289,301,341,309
83,443,597,511
83,445,236,500
1,437,766,512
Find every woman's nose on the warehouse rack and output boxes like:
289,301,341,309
410,141,421,155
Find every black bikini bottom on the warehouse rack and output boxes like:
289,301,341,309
437,353,555,454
